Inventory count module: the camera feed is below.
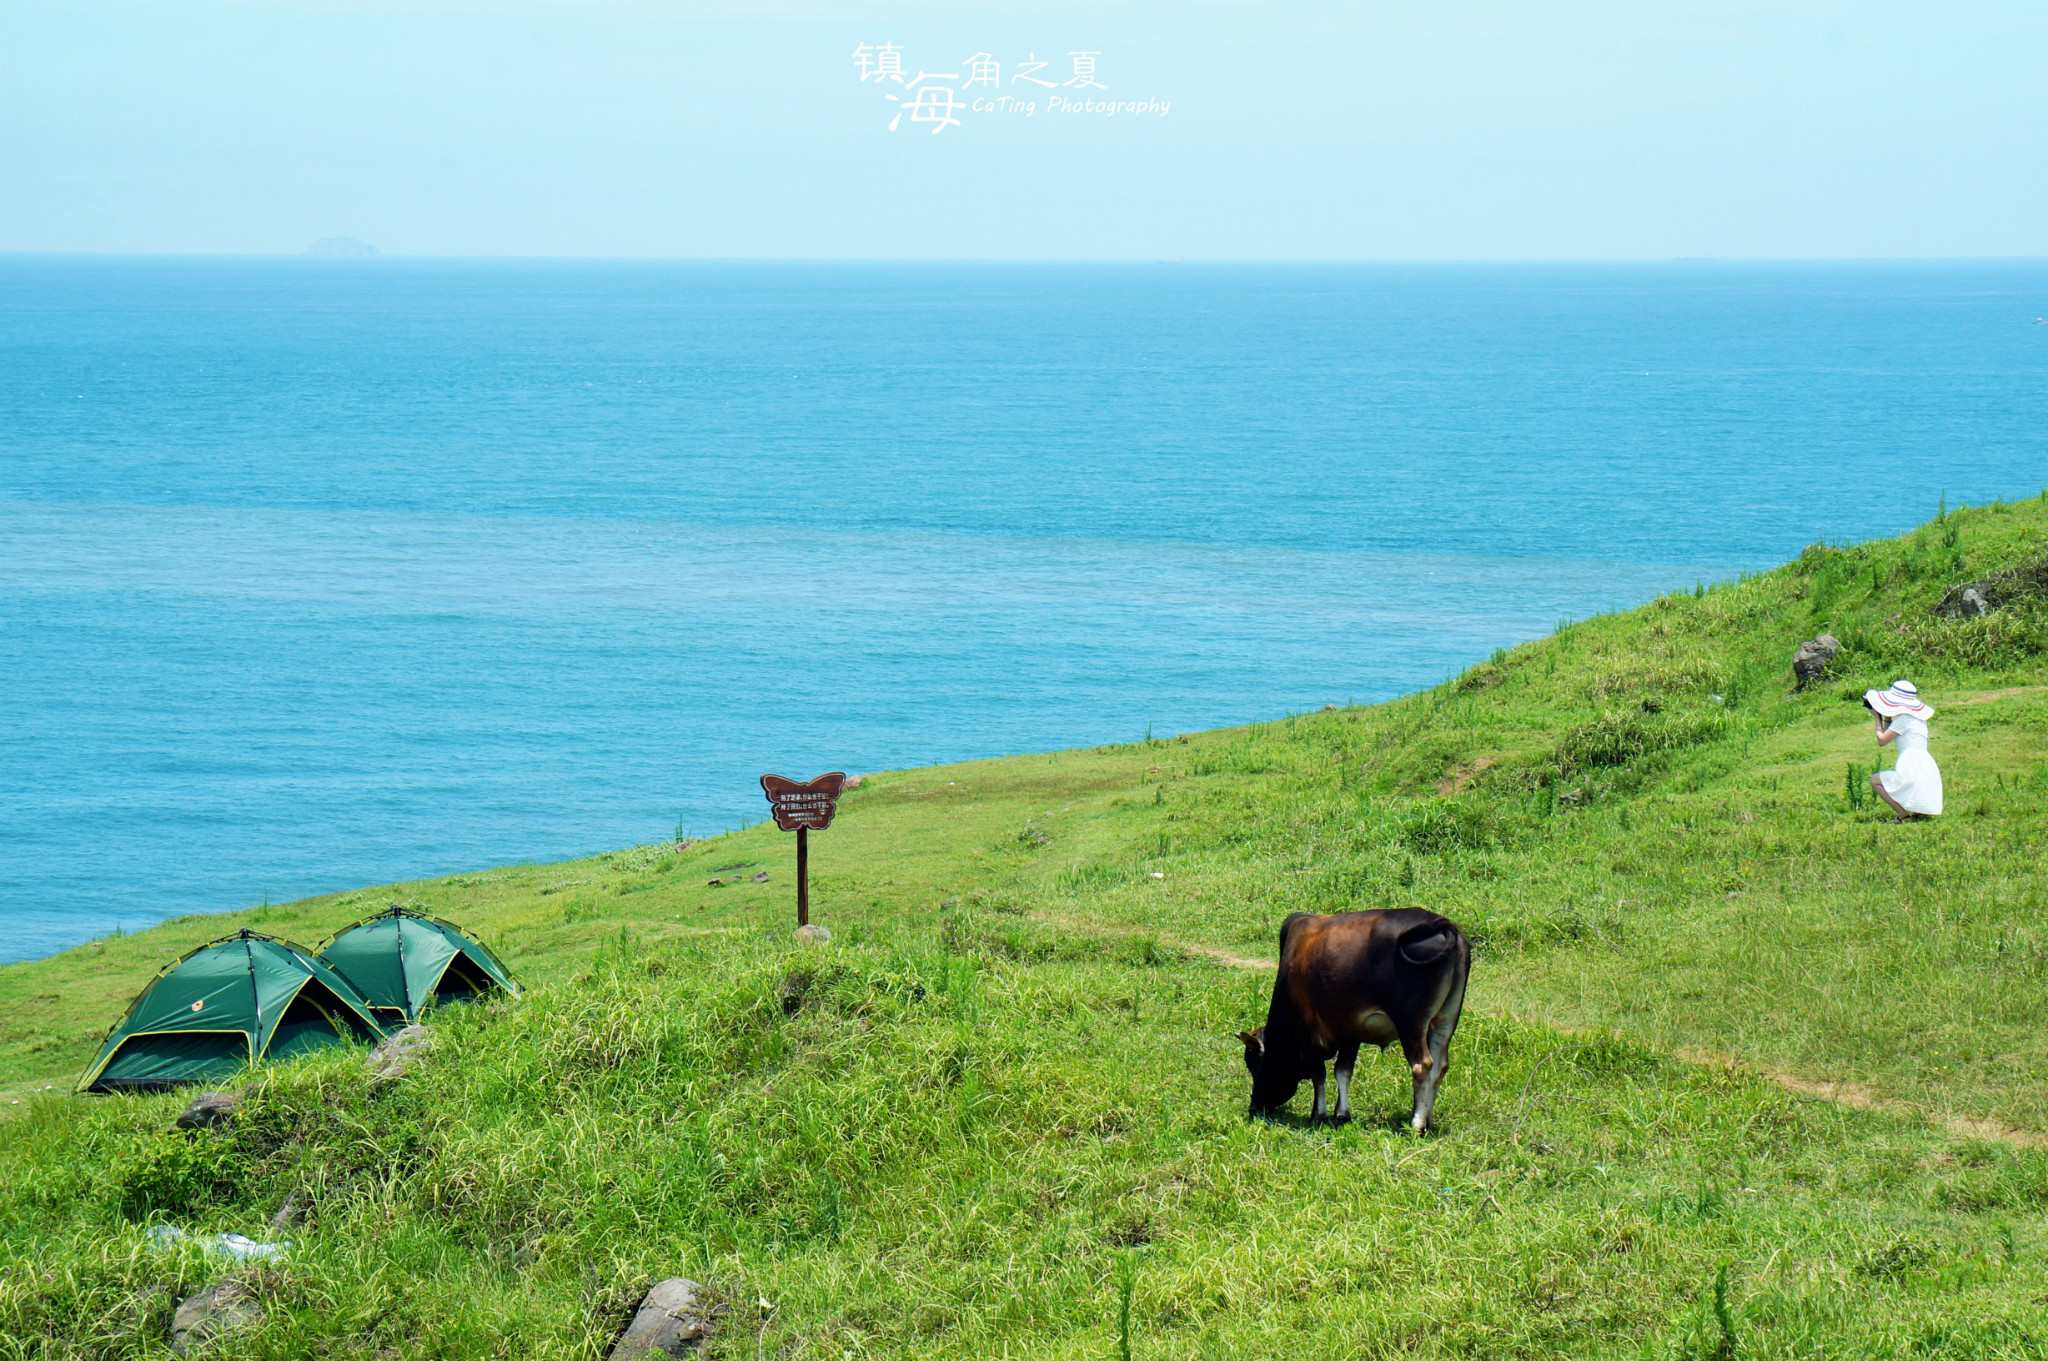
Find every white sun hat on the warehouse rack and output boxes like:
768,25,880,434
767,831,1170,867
1865,679,1934,719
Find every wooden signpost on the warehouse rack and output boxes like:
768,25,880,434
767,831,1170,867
759,772,847,929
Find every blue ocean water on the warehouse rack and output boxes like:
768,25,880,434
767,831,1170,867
3,258,2044,964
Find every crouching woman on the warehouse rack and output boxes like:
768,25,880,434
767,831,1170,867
1866,679,1941,821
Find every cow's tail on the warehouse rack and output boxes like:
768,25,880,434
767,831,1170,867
1395,916,1459,966
1395,916,1467,1045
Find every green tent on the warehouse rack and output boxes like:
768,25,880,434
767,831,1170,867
315,907,518,1024
78,930,386,1094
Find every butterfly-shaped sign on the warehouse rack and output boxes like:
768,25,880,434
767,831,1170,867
760,772,848,831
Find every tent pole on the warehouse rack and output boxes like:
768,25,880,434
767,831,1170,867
392,908,413,1023
242,931,262,1060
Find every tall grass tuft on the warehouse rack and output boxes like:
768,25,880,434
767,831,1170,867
1710,1262,1739,1361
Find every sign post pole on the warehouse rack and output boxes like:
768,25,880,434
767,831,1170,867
796,826,809,928
760,772,845,937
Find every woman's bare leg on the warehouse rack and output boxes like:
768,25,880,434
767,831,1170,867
1870,771,1916,820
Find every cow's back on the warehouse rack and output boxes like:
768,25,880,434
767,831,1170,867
1275,908,1464,1050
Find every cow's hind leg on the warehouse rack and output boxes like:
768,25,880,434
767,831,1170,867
1309,1062,1328,1120
1409,946,1470,1133
1333,1045,1360,1122
1395,1019,1434,1132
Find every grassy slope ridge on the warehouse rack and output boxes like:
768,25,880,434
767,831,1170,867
4,499,2048,1358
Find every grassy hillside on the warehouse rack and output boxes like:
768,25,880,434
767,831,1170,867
4,497,2048,1358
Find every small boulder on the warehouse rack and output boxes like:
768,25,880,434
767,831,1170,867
367,1025,434,1084
841,774,864,790
1933,581,1994,618
170,1280,263,1355
174,1091,238,1131
793,924,832,946
1792,633,1841,689
610,1278,716,1359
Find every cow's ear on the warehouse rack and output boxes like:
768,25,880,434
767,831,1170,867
1235,1030,1263,1055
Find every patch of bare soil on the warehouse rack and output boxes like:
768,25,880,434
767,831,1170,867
1437,757,1496,797
1939,1114,2048,1148
1766,1071,1880,1108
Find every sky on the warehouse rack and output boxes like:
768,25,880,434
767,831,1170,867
1,0,2044,259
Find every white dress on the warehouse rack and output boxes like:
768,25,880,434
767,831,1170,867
1876,713,1942,815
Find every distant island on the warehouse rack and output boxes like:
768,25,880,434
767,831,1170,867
304,236,378,257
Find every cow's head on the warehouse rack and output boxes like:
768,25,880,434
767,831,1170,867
1236,1027,1301,1116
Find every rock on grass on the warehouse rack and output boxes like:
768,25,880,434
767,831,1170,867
367,1025,434,1084
609,1278,716,1358
170,1280,262,1356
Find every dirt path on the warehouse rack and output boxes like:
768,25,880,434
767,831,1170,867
1026,910,1271,970
1760,1068,2048,1150
1958,685,2047,705
1182,943,1270,970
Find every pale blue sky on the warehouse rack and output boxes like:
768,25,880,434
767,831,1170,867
2,1,2043,258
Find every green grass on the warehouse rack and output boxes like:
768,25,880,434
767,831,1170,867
5,496,2048,1357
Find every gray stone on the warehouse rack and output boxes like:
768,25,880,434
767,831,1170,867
609,1277,716,1359
170,1280,263,1355
1934,580,1988,618
366,1024,434,1084
841,774,865,790
1792,633,1841,689
174,1092,238,1131
793,924,833,946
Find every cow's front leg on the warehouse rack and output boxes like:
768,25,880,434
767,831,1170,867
1309,1062,1328,1120
1333,1045,1359,1121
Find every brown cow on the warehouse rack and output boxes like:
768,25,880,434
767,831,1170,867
1236,908,1469,1131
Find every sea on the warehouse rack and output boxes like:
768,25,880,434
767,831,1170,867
3,258,2044,964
